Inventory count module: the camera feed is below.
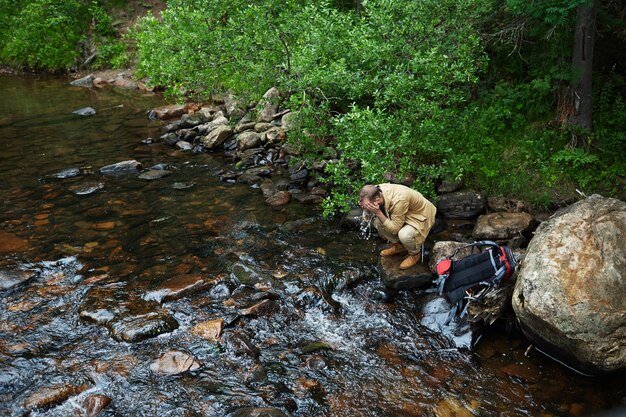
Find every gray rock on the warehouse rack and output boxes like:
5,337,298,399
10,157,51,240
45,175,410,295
235,121,257,133
148,104,187,120
437,179,464,194
175,140,193,151
72,107,96,116
49,167,81,179
264,127,286,143
70,75,94,87
340,208,366,231
473,212,534,240
280,111,298,131
100,160,142,176
254,122,273,132
225,332,260,357
161,132,179,146
512,195,626,374
237,131,263,151
231,263,263,285
437,191,487,219
138,169,172,180
196,116,229,135
230,407,289,417
201,125,233,149
179,113,208,128
257,87,281,122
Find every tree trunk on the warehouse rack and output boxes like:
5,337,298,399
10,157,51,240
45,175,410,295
569,0,597,135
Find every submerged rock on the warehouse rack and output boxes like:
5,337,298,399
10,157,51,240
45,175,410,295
69,182,104,196
137,169,172,181
150,351,200,375
0,231,28,254
512,195,626,374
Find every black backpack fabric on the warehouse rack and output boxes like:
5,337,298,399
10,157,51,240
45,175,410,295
434,240,517,323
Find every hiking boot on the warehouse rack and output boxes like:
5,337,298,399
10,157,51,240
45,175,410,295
380,242,407,257
399,254,421,269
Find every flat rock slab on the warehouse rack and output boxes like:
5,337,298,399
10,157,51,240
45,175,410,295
100,160,142,176
48,167,81,179
143,274,215,303
379,254,434,290
192,319,224,341
0,269,37,291
473,212,533,240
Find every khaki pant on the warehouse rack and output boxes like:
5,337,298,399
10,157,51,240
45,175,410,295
374,218,434,254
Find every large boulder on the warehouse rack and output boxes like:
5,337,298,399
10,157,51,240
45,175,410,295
512,195,626,374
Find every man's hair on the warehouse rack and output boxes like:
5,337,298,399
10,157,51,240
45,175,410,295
359,184,381,202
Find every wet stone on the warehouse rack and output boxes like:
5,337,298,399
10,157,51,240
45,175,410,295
0,269,37,291
70,75,94,87
77,394,111,417
473,212,534,240
100,160,142,176
72,107,96,116
266,191,291,206
172,182,196,190
225,331,260,357
231,263,264,285
143,274,214,303
69,182,104,196
192,319,224,341
108,309,179,343
239,299,276,316
379,253,434,290
138,169,172,181
230,407,290,417
23,384,89,411
176,140,193,151
150,350,201,375
49,167,81,179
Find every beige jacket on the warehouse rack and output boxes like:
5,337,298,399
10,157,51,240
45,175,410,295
378,183,436,236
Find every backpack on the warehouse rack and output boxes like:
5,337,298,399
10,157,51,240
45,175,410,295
434,241,517,326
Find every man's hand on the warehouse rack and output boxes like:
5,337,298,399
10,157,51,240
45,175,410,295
361,200,381,214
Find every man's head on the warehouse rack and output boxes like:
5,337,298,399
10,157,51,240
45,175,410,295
359,184,383,207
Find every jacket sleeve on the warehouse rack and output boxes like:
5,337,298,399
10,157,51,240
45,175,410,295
381,198,408,235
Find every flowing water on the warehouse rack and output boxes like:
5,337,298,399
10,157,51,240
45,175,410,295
0,75,624,417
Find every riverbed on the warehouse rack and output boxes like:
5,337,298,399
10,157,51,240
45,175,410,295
0,75,623,417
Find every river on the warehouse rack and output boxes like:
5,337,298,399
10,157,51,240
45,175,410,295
0,75,623,417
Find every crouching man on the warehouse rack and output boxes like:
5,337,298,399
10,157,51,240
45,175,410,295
359,183,436,269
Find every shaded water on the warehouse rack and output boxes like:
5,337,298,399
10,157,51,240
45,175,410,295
0,75,624,417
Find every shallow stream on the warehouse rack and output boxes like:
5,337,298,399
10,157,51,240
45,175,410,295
0,75,623,417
